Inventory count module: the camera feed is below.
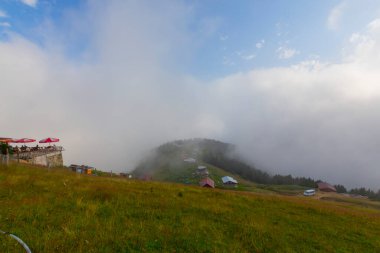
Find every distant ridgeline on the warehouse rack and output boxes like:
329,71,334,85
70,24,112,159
134,138,380,200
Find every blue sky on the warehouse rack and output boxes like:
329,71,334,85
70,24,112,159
2,0,380,188
2,0,380,79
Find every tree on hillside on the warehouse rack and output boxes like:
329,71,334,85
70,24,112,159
349,187,376,198
334,184,347,193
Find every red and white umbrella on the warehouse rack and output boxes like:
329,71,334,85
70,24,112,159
14,138,36,143
39,137,60,143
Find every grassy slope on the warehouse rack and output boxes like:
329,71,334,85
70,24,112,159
144,160,309,196
1,164,380,252
151,161,252,188
133,140,311,195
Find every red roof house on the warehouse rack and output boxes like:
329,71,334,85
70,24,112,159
199,177,215,188
317,182,337,192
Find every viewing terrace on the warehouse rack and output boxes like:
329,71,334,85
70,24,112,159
1,137,64,167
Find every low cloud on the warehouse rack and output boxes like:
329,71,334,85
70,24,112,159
1,1,199,171
1,1,380,190
206,21,380,189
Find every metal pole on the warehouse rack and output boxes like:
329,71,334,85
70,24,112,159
0,229,32,253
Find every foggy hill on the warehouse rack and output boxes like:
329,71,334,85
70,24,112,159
133,138,318,188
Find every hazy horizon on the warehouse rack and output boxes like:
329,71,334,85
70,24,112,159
1,0,380,190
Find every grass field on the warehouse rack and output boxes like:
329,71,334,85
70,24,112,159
1,163,380,252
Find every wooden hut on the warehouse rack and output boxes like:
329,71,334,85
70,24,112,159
317,182,336,192
199,177,215,188
197,165,209,176
222,176,238,186
69,164,93,175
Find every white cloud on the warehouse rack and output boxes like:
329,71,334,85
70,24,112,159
1,1,199,171
208,56,380,189
219,35,228,41
0,10,8,18
255,39,265,49
367,18,380,32
276,46,299,59
222,56,235,66
344,19,380,63
236,51,255,61
241,54,255,60
205,18,380,189
1,3,380,190
275,22,288,37
198,17,221,37
20,0,38,8
0,22,11,27
327,2,346,30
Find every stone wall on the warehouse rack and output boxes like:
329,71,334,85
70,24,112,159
32,151,63,167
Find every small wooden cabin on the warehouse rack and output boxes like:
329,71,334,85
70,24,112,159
222,176,238,186
199,177,215,188
317,182,336,192
69,164,93,175
197,165,209,176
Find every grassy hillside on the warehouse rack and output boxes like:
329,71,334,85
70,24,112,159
133,139,258,188
133,139,321,192
1,163,380,252
138,159,253,190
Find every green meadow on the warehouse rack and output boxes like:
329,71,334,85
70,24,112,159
1,163,380,252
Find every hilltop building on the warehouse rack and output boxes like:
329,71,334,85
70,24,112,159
317,182,337,192
222,176,238,186
70,164,93,175
197,165,209,176
183,158,196,163
200,177,215,188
